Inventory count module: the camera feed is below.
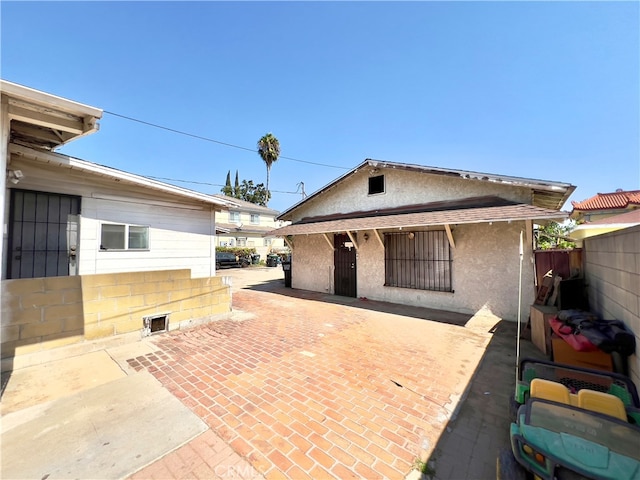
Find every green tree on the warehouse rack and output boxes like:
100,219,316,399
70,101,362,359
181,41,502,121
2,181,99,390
535,221,576,250
237,180,270,206
221,170,233,196
234,170,240,197
257,133,280,205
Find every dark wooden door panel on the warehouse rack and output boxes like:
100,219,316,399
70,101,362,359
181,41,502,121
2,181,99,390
334,233,357,297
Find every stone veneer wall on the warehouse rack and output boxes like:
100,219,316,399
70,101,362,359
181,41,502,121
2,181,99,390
583,225,640,387
1,269,231,362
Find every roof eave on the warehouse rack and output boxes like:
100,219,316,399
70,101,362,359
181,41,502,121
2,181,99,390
277,159,575,219
9,144,236,209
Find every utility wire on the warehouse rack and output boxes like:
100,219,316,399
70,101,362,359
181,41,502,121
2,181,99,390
103,110,349,170
146,175,301,195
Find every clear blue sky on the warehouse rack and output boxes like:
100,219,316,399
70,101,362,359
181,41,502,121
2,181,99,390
2,1,638,213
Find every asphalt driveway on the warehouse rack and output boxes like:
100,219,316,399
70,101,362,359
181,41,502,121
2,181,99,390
128,267,514,479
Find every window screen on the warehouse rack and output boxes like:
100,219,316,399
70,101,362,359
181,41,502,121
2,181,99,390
384,231,452,292
101,224,126,249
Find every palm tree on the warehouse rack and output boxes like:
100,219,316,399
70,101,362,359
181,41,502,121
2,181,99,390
257,133,280,205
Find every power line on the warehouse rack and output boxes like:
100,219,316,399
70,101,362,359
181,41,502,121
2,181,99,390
146,175,302,195
103,110,349,170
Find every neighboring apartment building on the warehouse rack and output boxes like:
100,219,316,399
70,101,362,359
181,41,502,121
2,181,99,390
213,194,288,258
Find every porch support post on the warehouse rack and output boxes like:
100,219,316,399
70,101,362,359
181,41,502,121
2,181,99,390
346,230,359,250
372,229,384,248
525,219,533,249
322,233,334,250
444,224,456,250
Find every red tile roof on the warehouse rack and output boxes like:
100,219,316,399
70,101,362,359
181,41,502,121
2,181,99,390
571,190,640,211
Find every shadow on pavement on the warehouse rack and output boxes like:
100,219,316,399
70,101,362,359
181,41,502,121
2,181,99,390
424,320,546,479
243,279,472,327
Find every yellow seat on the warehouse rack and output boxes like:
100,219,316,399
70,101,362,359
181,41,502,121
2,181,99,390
530,378,571,405
577,389,627,421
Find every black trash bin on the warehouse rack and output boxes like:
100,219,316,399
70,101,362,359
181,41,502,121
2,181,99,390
266,254,279,267
282,258,291,287
251,254,260,265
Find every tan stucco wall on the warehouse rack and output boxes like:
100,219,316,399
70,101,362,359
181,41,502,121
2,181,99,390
291,168,532,221
291,223,535,321
287,167,536,320
1,269,231,366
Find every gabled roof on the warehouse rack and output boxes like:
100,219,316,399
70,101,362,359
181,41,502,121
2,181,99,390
268,196,567,237
1,79,103,150
278,159,575,219
211,194,279,215
570,190,640,211
10,143,238,209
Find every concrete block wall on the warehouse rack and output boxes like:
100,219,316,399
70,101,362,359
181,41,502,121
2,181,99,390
1,269,231,361
583,225,640,387
2,276,85,357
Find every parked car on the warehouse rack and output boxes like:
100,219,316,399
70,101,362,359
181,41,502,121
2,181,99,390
215,252,249,269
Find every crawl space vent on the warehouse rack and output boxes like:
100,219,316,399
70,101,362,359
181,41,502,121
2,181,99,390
143,314,169,336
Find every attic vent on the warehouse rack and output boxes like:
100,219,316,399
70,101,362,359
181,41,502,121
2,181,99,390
369,175,385,195
143,314,169,336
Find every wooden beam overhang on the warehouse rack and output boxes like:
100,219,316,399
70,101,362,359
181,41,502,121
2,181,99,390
346,230,359,250
444,224,456,250
283,236,294,251
8,103,87,135
372,229,385,247
322,233,334,250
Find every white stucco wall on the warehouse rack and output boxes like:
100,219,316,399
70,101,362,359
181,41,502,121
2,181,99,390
291,167,532,222
80,197,216,278
291,222,534,321
6,155,218,279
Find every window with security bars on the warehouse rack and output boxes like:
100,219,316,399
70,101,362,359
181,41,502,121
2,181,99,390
384,231,452,292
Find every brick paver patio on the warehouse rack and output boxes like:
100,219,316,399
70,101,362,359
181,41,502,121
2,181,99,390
128,281,494,479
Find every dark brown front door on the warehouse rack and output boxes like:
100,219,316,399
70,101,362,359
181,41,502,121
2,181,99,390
334,233,357,297
7,189,81,279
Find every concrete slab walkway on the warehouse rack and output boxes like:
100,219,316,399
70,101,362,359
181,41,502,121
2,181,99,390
2,372,208,480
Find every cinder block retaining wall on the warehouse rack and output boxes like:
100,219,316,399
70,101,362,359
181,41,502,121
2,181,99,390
1,269,231,362
583,225,640,387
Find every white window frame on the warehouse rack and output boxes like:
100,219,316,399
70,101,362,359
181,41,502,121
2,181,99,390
237,237,247,247
250,213,260,224
229,211,240,222
100,223,150,251
264,238,273,247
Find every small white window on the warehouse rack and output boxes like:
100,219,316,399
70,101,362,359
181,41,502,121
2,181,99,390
250,214,260,224
264,238,273,247
100,224,149,250
237,237,247,247
229,211,240,222
369,175,385,195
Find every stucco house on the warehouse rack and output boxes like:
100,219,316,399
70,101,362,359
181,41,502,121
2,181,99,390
1,80,237,369
269,159,575,321
212,194,288,258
